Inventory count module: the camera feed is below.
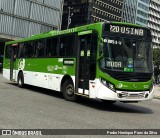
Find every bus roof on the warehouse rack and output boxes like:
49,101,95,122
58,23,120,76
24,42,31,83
5,22,147,45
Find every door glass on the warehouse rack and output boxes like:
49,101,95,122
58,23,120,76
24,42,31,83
79,35,92,90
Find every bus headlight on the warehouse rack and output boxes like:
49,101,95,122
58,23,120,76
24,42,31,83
100,78,116,92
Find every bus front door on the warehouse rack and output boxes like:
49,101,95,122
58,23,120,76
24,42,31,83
10,44,17,81
76,32,97,97
77,34,92,96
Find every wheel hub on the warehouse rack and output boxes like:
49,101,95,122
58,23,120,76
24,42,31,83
66,84,74,96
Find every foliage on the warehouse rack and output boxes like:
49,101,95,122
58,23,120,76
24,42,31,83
153,48,160,77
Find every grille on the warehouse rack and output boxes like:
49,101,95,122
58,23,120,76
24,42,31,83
106,71,152,82
118,92,145,98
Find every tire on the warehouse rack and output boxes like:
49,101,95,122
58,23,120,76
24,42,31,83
62,80,77,102
102,100,116,104
17,72,24,88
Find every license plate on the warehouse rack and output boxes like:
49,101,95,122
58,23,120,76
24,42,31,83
129,94,139,97
128,94,140,99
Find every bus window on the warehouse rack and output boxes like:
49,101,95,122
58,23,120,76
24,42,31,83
35,40,45,57
5,45,11,59
25,42,35,58
59,42,66,56
59,35,75,57
46,38,58,57
18,43,25,58
66,35,75,56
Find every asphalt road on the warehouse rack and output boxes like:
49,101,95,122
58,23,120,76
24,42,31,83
0,74,160,137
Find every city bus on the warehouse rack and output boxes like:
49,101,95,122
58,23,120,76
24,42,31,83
3,22,154,103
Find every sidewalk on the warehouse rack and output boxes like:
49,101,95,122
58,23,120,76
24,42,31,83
154,85,160,99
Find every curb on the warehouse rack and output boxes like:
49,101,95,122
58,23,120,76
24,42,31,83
154,85,160,100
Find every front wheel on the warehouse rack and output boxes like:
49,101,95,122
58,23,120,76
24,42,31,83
17,72,24,88
62,80,77,102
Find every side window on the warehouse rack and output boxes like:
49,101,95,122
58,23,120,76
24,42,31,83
5,45,11,59
66,35,75,56
59,37,66,56
18,43,25,58
59,35,75,57
35,40,45,57
25,41,35,58
46,37,58,57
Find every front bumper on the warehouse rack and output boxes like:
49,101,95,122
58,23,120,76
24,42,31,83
96,81,154,102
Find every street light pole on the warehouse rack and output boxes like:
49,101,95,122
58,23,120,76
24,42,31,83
67,6,73,29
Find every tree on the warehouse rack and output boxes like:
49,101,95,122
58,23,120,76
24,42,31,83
153,48,160,78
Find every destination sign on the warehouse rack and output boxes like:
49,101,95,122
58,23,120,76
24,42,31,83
106,61,123,68
110,25,144,36
104,24,149,36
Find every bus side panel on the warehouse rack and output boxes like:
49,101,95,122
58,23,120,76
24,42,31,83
3,59,10,80
3,69,10,80
15,70,51,90
19,58,76,91
48,74,61,91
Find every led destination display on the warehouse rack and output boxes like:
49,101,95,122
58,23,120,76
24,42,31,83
110,25,144,36
104,24,149,36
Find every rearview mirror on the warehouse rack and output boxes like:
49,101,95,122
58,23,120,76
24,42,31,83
100,42,103,53
100,38,107,57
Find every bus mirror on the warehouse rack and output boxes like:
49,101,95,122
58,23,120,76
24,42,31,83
100,38,103,43
100,38,104,53
100,38,107,56
100,42,107,57
103,46,107,57
100,43,103,53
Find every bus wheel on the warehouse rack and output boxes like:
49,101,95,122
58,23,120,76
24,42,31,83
62,80,77,102
102,100,116,104
18,72,24,88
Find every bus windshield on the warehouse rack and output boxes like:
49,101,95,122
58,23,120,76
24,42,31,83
100,36,153,73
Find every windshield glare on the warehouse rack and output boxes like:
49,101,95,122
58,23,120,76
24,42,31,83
101,37,153,73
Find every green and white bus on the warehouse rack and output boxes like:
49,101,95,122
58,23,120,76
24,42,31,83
3,22,154,103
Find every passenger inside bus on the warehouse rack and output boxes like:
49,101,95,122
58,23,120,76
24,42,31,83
115,49,128,62
35,41,45,57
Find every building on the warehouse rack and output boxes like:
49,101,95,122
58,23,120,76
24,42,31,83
148,0,160,48
122,0,150,27
62,0,124,29
0,0,64,67
0,0,64,40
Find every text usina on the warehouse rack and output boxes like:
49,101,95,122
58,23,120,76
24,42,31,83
110,25,144,36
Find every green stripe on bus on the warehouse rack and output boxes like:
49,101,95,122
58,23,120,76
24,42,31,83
78,30,93,36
